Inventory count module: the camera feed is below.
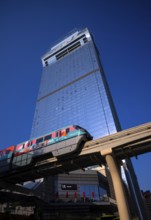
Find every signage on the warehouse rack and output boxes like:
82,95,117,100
61,184,77,190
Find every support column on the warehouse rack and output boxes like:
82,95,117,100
105,154,131,220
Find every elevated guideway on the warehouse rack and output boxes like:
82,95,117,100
0,122,151,220
83,121,151,157
0,122,151,185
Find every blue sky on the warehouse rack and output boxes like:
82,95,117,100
0,0,151,191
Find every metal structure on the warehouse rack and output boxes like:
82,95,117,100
0,122,151,219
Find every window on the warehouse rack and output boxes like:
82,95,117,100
36,137,43,144
56,131,61,137
70,126,75,132
83,37,88,43
0,151,2,157
44,134,52,141
43,34,85,62
27,141,32,147
52,132,56,138
5,150,10,155
15,144,25,153
56,42,81,60
75,125,82,129
66,128,70,134
80,185,100,200
59,131,61,137
45,61,48,66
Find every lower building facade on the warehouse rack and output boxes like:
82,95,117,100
33,170,109,203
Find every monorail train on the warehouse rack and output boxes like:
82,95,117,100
0,125,92,173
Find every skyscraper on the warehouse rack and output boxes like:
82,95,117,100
31,28,121,140
30,28,146,218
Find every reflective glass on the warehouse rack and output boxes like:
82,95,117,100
31,37,120,140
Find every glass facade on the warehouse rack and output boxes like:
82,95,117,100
30,28,146,218
31,28,120,139
80,185,107,201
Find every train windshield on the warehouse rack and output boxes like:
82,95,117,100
75,125,86,132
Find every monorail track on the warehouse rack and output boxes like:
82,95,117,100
0,122,151,185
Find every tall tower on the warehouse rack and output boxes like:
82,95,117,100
30,28,146,219
31,28,121,140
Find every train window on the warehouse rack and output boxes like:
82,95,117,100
0,151,5,157
75,125,81,129
36,137,43,144
75,126,85,132
66,128,70,134
44,134,52,141
26,141,32,147
0,151,3,156
70,126,75,132
24,142,28,148
16,144,24,151
32,139,36,145
52,132,56,138
0,151,3,157
29,141,33,146
22,144,25,149
56,131,61,137
5,150,10,154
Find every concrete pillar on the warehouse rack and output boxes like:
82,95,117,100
105,154,131,220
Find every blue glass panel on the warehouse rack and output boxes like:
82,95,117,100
31,38,119,139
